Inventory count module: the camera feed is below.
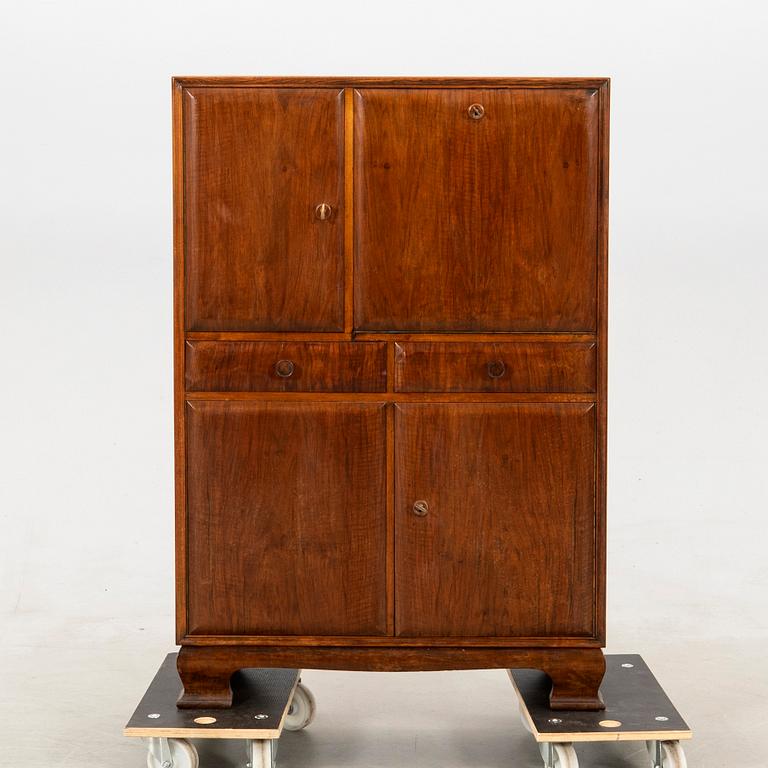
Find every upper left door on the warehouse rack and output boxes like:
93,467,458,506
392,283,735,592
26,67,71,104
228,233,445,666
182,87,345,331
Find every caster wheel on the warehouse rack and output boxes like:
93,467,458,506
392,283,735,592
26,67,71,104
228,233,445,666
283,682,316,731
538,742,579,768
146,737,199,768
646,740,687,768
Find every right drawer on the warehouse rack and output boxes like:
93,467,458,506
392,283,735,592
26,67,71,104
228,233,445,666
393,342,597,393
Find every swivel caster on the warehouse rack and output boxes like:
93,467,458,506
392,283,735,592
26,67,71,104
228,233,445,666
283,682,316,731
538,742,579,768
145,737,199,768
646,740,687,768
518,702,578,767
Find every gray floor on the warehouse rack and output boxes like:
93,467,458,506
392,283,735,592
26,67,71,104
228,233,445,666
2,614,764,767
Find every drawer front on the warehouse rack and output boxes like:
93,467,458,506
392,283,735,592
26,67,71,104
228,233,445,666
394,342,596,393
186,341,387,392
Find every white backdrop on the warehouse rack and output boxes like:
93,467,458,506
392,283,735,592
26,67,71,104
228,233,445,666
1,2,766,766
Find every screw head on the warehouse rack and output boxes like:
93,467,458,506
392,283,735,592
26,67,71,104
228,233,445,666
147,713,160,719
468,103,485,119
548,718,562,724
161,762,171,768
621,663,634,668
655,716,669,722
254,713,269,720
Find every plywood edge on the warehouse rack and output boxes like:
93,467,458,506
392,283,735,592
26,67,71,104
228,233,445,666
275,670,302,732
123,726,281,740
536,731,692,744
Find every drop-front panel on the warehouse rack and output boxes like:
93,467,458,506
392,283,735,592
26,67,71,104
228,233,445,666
173,77,609,711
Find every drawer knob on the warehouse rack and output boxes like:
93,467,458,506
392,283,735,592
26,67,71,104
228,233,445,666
275,359,295,378
412,499,429,517
468,103,485,120
487,360,506,379
314,202,333,221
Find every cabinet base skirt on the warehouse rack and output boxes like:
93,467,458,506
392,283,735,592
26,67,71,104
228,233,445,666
176,645,605,711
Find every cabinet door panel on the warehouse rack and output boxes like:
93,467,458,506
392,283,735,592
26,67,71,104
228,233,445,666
394,403,596,637
186,401,387,636
184,88,344,331
355,88,599,332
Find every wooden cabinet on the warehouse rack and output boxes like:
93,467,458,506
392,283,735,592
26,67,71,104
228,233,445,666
173,77,609,712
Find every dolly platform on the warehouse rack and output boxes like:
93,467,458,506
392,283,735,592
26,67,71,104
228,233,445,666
123,654,314,768
125,653,691,767
511,654,692,767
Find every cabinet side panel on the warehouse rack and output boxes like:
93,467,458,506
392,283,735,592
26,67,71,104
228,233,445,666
595,80,610,644
173,80,188,641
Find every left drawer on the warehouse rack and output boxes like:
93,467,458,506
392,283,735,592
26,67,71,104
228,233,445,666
185,341,388,392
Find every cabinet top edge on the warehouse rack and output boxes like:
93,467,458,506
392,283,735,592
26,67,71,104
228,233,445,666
172,76,610,89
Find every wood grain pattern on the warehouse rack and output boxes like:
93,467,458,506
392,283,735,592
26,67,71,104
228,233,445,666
174,77,610,89
179,634,602,648
595,80,610,645
176,645,605,710
184,87,345,331
394,342,596,393
173,80,188,641
355,332,597,343
173,77,610,711
344,89,354,333
185,341,386,392
185,401,387,636
354,88,599,331
184,392,597,403
394,403,596,637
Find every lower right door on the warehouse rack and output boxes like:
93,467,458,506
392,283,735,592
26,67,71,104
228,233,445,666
394,402,597,639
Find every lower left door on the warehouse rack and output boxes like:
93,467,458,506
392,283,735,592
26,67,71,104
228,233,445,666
183,400,388,637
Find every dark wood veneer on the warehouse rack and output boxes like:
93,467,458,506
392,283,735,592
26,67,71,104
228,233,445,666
173,76,610,711
186,400,387,636
354,88,599,332
394,403,597,638
184,87,345,332
185,341,387,392
176,645,605,711
394,342,596,393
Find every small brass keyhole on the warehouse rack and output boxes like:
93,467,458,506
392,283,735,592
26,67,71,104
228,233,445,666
413,500,429,517
315,203,332,221
468,103,485,120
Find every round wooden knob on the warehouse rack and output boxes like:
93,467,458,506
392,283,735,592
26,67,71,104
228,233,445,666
412,500,429,517
275,359,295,378
468,103,485,120
487,360,506,379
